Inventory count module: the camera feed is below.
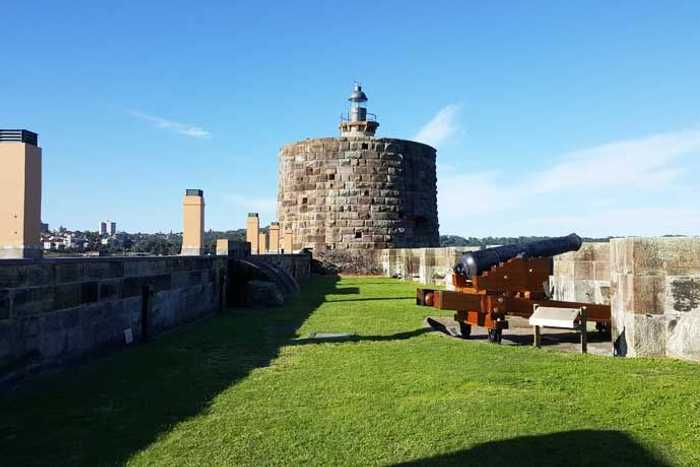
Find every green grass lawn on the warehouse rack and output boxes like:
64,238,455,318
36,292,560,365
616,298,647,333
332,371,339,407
1,275,699,466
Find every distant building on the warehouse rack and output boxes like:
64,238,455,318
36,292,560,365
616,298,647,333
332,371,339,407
98,220,117,236
64,234,86,249
41,222,49,233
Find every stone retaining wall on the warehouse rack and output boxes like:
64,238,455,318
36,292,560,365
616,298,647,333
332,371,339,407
248,253,312,284
380,246,479,287
0,256,227,384
610,237,700,361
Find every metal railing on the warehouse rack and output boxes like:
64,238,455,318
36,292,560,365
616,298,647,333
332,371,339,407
339,112,377,124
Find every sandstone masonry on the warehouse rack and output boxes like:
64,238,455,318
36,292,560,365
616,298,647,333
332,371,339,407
277,137,439,252
609,237,700,360
0,251,312,385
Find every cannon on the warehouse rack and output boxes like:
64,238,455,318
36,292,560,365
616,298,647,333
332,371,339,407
454,233,583,279
417,234,610,343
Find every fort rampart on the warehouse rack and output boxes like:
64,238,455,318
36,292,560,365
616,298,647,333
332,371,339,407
0,252,311,385
379,237,700,362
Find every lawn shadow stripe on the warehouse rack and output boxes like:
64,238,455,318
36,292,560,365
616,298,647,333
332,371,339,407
392,430,671,467
291,327,433,345
0,274,343,466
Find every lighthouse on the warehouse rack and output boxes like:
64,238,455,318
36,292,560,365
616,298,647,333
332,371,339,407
338,83,380,137
277,83,439,252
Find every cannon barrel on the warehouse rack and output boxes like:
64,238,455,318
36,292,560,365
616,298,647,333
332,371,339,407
454,233,583,279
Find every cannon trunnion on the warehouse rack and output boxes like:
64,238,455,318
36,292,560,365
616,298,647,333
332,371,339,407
417,234,611,343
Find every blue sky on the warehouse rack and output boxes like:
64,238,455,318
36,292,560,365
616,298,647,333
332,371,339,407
2,1,699,237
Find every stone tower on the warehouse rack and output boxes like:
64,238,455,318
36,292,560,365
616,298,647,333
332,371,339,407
277,85,439,253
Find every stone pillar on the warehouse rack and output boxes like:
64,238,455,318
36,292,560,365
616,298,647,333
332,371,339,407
268,222,280,253
282,228,294,253
258,231,268,254
216,239,251,258
215,239,229,256
246,213,259,255
181,189,204,256
0,130,42,259
610,237,700,361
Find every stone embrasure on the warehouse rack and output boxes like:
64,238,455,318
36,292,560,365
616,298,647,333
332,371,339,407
278,137,439,252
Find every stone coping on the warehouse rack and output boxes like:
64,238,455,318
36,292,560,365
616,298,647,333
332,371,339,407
0,255,222,265
0,252,311,266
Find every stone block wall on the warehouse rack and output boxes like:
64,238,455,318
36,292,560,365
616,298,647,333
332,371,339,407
610,237,700,361
380,246,479,287
551,242,611,305
278,137,439,253
0,256,226,384
246,253,312,284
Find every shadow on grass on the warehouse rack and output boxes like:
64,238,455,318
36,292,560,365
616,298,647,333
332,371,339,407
323,296,416,303
493,330,610,346
428,317,611,347
0,275,342,467
393,430,671,467
326,286,360,295
290,327,432,345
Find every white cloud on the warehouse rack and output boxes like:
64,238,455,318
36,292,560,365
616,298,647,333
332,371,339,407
414,104,460,147
530,128,700,194
438,127,700,237
130,111,211,139
515,207,700,237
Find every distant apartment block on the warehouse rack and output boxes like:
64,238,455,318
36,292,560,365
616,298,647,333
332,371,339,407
98,220,117,236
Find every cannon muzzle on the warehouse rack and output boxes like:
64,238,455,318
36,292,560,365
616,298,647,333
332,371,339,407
454,233,583,279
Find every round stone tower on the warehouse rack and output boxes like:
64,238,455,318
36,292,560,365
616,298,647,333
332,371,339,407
277,84,439,252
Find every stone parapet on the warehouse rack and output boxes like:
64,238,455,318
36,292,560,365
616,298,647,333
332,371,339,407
379,246,479,287
610,237,700,360
0,247,314,385
216,240,251,258
551,242,611,305
246,252,312,285
0,255,227,385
